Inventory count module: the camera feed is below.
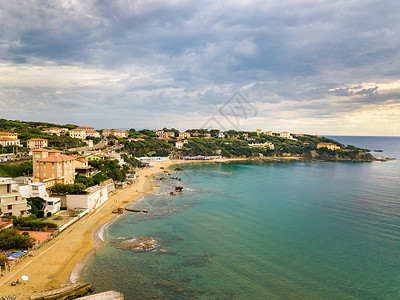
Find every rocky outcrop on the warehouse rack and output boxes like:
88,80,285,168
115,237,158,252
29,283,92,300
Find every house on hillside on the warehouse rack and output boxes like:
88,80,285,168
27,138,48,149
19,182,61,215
0,177,31,217
317,143,341,151
0,132,21,147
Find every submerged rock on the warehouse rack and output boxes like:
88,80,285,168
115,237,158,252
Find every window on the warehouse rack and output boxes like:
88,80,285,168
20,211,24,215
8,205,12,210
15,196,18,201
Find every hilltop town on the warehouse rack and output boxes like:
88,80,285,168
0,118,376,222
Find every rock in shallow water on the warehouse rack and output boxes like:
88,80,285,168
115,237,158,251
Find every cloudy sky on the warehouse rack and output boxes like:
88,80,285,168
1,0,400,135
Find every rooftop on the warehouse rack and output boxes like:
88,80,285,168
39,154,76,162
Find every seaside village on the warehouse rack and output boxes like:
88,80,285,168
0,125,341,278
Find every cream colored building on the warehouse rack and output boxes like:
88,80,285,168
178,132,191,139
86,130,101,138
0,132,21,147
317,143,341,151
111,129,128,138
69,128,87,139
0,177,31,217
249,142,275,150
27,138,48,149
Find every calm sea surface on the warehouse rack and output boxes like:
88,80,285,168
82,137,400,299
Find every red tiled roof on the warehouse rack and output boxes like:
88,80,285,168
28,138,47,141
0,132,17,135
0,137,18,141
39,154,76,162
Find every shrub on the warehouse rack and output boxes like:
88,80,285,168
37,211,44,218
0,228,35,250
46,212,52,217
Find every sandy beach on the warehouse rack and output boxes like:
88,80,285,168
0,159,192,299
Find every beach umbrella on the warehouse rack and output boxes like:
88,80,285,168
21,275,29,281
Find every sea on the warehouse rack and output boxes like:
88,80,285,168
82,136,400,299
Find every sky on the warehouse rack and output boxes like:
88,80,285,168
1,0,400,135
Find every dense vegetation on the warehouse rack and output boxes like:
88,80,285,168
0,161,33,177
74,172,110,188
89,158,130,182
0,119,85,151
50,183,87,195
123,138,172,157
0,228,35,251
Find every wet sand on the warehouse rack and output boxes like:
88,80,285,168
0,159,193,299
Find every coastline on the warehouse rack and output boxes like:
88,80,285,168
0,159,195,299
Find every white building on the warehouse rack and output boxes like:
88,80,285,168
218,132,225,139
137,156,170,165
86,130,101,138
0,177,31,217
66,184,108,211
19,182,61,215
280,132,293,139
175,141,184,149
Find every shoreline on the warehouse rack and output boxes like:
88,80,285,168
0,156,386,298
0,159,190,298
0,158,214,299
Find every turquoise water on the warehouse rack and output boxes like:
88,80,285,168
83,138,400,299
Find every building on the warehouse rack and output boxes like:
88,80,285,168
175,141,184,149
0,177,31,217
69,128,87,139
178,132,191,139
27,138,48,149
49,127,62,136
0,132,18,140
72,156,96,177
76,126,95,131
66,184,108,211
19,182,61,215
256,129,262,136
102,129,112,137
280,132,292,139
0,137,21,147
249,142,275,150
111,129,128,138
218,132,225,139
32,149,76,188
137,156,169,165
264,131,273,136
86,130,101,138
85,153,106,161
317,143,341,151
0,132,21,147
164,132,175,138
